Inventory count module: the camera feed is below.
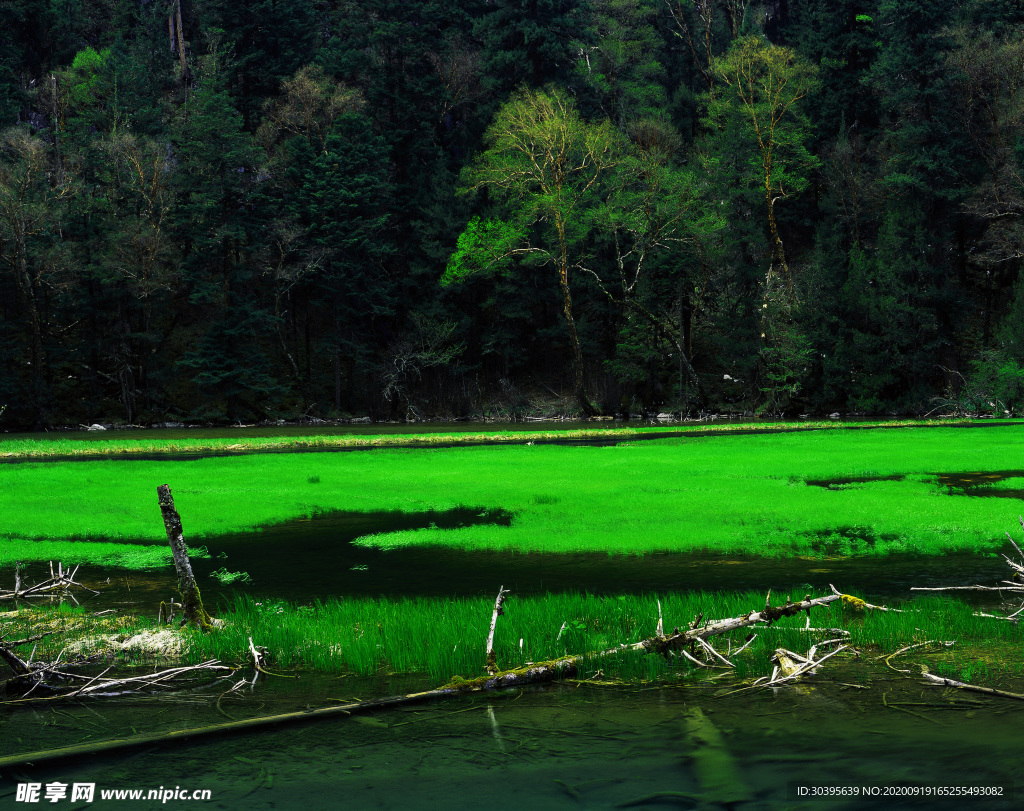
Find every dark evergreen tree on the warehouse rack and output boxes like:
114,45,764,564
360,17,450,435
476,0,594,96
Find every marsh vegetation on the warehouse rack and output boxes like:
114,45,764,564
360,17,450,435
4,421,1024,794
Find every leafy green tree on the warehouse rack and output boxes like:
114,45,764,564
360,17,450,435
168,53,282,419
705,35,819,308
95,132,179,422
784,1,880,145
702,35,818,408
445,86,622,415
663,0,749,91
945,27,1024,341
866,0,958,198
0,0,36,126
257,65,364,156
286,119,393,414
319,1,480,416
197,0,318,128
582,118,721,409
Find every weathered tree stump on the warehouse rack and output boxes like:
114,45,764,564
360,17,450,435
157,484,216,630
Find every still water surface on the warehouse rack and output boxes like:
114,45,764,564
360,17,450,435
1,667,1018,809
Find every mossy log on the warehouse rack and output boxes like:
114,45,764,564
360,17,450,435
157,484,216,630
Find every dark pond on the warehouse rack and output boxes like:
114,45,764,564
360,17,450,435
937,471,1024,500
1,664,1019,810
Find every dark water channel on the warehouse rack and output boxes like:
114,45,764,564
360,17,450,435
0,666,1019,810
21,507,1016,615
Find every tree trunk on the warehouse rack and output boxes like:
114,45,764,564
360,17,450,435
173,0,190,83
157,485,215,630
16,239,45,428
334,345,342,413
555,219,597,416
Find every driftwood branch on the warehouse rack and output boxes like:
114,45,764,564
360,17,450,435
911,520,1024,622
0,654,232,703
920,668,1024,701
0,561,98,601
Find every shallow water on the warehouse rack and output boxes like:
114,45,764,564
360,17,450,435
0,663,1019,810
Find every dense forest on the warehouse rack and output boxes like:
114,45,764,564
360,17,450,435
2,0,1024,428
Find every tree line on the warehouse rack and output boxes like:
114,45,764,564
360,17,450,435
2,0,1024,428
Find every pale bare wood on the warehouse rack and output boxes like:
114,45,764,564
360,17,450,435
485,586,510,674
921,669,1024,701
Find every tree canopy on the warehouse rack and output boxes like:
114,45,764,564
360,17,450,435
1,0,1023,426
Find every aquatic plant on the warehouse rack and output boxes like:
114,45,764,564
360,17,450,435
209,568,252,585
0,539,177,569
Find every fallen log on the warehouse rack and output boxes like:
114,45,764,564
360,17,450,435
644,591,843,658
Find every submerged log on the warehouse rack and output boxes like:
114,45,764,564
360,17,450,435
683,707,752,805
617,708,752,808
0,685,461,770
157,485,216,630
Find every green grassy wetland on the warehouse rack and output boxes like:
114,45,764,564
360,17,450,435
3,590,1020,688
2,422,1024,567
5,420,1024,793
184,591,1024,686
